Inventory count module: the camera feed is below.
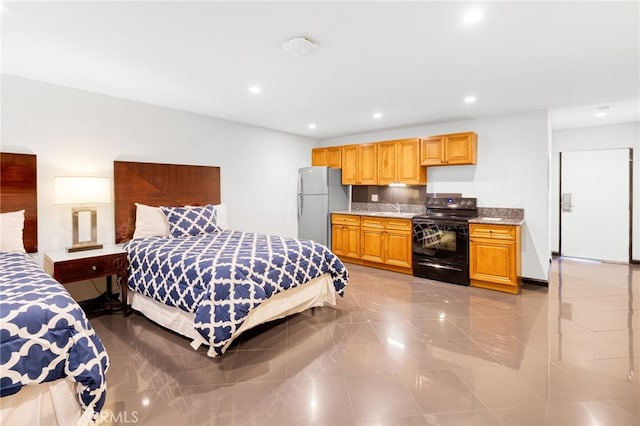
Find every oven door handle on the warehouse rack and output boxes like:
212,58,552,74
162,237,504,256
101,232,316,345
415,261,463,272
413,219,468,227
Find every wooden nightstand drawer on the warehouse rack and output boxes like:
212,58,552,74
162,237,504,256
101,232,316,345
45,252,126,284
44,247,129,316
61,255,120,283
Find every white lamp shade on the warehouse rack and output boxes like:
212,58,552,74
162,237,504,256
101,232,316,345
54,176,111,205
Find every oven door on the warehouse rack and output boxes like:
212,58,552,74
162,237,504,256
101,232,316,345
412,217,470,285
412,218,469,264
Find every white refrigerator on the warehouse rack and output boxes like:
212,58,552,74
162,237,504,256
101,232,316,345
297,166,349,247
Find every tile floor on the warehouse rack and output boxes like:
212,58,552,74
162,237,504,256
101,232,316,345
92,258,639,425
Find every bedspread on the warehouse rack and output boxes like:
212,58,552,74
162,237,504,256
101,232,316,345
0,252,109,421
125,230,348,355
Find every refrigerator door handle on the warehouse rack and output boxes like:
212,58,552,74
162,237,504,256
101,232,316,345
297,195,303,219
298,172,303,195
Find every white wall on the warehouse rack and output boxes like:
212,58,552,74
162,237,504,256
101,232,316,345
552,122,640,260
321,111,551,282
1,75,316,254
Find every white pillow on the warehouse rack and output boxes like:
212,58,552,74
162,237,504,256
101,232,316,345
133,203,170,238
213,203,227,229
0,210,26,253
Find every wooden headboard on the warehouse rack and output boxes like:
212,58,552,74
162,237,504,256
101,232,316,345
1,153,38,253
113,160,221,243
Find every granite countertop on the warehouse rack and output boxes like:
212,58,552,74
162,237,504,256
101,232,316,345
331,210,417,219
469,207,525,225
469,217,525,226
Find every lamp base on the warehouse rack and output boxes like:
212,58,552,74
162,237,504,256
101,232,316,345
67,243,104,253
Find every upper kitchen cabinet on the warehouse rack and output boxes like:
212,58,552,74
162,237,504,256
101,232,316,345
342,143,377,185
420,132,477,166
377,141,397,184
311,146,341,168
378,138,426,185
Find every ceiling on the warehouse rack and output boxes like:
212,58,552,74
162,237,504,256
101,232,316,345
2,1,639,139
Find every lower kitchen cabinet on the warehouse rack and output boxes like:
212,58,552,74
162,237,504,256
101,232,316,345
360,224,384,263
331,214,361,260
385,229,412,269
469,223,521,294
332,214,412,274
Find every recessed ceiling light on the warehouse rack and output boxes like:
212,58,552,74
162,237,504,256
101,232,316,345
248,85,262,94
372,112,383,119
595,111,607,118
463,9,483,24
308,123,317,129
464,96,477,104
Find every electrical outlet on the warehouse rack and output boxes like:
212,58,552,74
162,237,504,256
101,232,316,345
371,194,378,202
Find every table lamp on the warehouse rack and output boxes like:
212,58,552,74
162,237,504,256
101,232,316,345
54,176,111,252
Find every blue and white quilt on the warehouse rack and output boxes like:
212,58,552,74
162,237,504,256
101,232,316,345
0,252,109,421
125,230,349,356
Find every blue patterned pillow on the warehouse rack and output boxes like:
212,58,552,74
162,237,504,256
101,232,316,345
160,205,221,238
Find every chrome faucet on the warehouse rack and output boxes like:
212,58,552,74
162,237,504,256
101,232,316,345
392,202,401,213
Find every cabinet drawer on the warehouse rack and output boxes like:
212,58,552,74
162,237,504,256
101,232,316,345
360,217,385,229
470,224,516,240
332,214,360,226
48,254,124,283
384,218,412,231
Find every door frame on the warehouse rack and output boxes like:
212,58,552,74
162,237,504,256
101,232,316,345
557,148,634,263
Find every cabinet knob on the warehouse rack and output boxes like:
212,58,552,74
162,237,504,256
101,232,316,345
92,265,97,271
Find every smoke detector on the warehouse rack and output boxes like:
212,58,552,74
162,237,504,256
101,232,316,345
281,37,319,57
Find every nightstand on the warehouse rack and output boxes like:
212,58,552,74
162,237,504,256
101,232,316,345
44,246,128,315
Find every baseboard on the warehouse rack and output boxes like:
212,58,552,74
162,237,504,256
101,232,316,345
521,277,549,288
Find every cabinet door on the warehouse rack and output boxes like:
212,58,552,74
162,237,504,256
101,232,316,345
358,144,378,185
311,148,327,166
361,227,384,263
470,239,516,286
420,136,445,166
341,145,359,184
344,225,361,258
396,139,425,184
377,141,397,185
331,225,347,256
445,133,477,165
384,230,412,268
327,147,342,168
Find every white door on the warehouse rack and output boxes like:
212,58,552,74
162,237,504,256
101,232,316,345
561,149,629,262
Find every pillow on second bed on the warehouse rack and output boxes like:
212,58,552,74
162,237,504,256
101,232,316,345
161,204,222,238
133,203,170,239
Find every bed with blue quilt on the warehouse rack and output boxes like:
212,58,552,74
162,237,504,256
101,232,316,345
113,160,349,357
0,251,109,424
1,152,109,425
125,229,348,356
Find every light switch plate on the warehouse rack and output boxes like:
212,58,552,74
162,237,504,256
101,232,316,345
371,194,378,202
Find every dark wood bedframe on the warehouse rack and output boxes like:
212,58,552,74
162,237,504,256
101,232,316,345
1,152,38,253
113,160,221,244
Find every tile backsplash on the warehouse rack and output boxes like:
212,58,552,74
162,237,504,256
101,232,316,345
351,185,426,205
